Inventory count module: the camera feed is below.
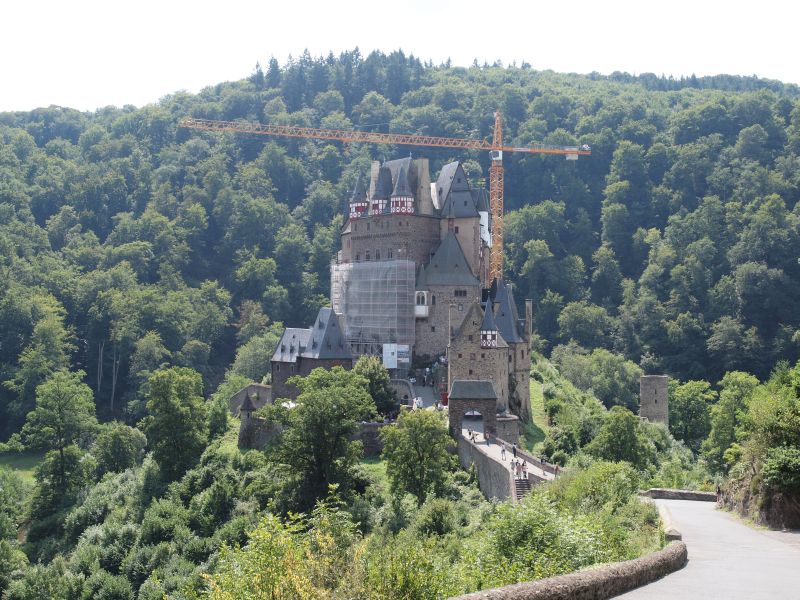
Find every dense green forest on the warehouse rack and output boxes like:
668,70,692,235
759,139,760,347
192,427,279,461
2,50,800,433
2,49,800,597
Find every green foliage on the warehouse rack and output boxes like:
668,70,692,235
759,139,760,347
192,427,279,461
141,367,208,481
92,422,147,476
586,407,654,468
702,371,759,473
668,380,716,453
271,367,376,510
761,446,800,492
380,410,454,506
352,355,396,416
551,343,643,410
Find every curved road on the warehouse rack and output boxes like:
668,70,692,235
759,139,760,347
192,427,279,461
617,499,800,599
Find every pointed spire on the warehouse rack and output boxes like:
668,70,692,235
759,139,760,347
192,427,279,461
481,298,498,348
350,176,367,202
481,297,498,332
372,166,393,200
392,165,413,197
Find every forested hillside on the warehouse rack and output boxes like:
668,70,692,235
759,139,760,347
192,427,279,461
3,50,800,435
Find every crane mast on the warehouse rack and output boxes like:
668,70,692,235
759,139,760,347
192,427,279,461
180,114,589,281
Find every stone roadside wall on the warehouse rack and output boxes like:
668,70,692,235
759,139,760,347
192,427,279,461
641,488,717,502
354,421,392,457
457,435,514,501
450,541,687,600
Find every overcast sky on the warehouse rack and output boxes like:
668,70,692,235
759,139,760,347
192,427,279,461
2,0,798,113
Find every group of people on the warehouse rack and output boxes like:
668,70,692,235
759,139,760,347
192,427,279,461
467,428,480,443
499,443,528,479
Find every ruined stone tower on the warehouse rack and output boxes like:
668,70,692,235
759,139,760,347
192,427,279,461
639,375,669,425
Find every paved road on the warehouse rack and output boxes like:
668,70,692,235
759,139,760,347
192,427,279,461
617,499,800,599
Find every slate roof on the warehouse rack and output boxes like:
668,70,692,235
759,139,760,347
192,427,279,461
435,162,460,206
424,231,480,287
271,328,312,363
350,177,367,202
416,264,429,290
392,165,413,197
449,379,497,400
453,301,508,348
494,280,524,344
437,162,479,218
302,308,352,360
383,156,413,186
481,297,498,331
271,308,352,363
472,187,490,212
239,393,257,413
372,166,393,200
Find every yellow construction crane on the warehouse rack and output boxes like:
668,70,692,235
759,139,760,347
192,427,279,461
180,112,590,281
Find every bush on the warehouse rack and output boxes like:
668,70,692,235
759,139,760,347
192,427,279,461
762,446,800,492
413,498,458,537
92,423,147,476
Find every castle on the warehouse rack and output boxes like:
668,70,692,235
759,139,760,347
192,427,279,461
271,157,531,424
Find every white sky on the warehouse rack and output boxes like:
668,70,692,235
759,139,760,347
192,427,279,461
2,0,798,113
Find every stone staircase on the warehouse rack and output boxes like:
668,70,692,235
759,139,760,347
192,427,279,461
514,477,532,501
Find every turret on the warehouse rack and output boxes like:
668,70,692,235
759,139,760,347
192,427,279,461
480,297,499,348
348,178,368,220
391,165,414,214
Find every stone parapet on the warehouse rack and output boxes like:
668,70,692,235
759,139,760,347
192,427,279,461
641,488,717,502
449,541,687,600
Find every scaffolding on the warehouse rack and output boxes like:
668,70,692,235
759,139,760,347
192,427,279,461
331,260,416,357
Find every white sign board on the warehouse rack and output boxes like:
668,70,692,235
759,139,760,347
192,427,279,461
383,343,398,369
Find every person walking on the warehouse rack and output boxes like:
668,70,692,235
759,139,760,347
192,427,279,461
512,443,517,458
521,461,527,479
501,445,506,460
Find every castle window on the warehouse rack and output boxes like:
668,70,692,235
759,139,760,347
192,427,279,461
469,369,473,375
375,249,380,260
388,248,393,258
365,251,371,261
275,364,280,371
458,353,462,358
432,295,436,305
356,253,360,261
468,335,473,341
455,226,459,233
416,292,426,306
481,353,485,359
431,326,436,332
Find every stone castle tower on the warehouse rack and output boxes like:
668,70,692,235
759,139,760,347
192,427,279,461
639,375,669,425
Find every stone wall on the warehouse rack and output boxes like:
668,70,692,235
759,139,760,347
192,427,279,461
440,216,482,282
228,384,272,415
238,416,280,450
271,357,352,401
457,435,514,501
451,541,688,600
349,213,440,266
640,375,669,425
414,284,481,360
448,304,509,408
496,415,520,445
449,397,497,437
354,421,392,457
390,379,415,405
641,488,717,502
509,341,532,422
